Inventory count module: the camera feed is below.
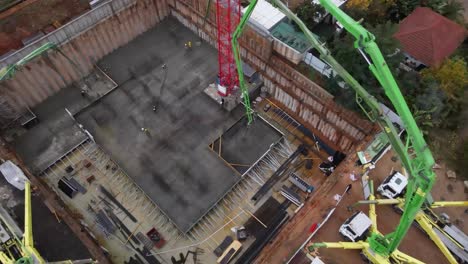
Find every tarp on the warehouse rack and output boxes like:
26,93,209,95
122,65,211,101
0,161,28,190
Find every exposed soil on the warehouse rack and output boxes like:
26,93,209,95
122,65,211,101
0,0,89,56
256,149,467,264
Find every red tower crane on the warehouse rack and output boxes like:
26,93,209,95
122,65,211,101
215,0,241,96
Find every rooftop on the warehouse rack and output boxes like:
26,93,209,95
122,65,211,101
394,7,467,66
357,131,389,164
312,0,347,7
270,20,312,53
243,0,285,31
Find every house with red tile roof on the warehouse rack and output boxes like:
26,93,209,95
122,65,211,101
394,7,467,67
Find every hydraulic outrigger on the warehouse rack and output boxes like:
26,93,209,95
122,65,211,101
347,185,468,264
0,179,94,264
0,181,45,264
232,0,443,262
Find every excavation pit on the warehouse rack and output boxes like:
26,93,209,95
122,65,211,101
75,18,249,232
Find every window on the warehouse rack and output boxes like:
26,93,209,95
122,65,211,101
345,226,357,236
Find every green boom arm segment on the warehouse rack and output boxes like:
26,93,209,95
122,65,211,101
0,43,57,81
232,0,256,124
0,42,84,83
317,0,435,254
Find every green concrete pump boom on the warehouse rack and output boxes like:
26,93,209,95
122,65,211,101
0,42,84,82
315,0,436,255
232,0,436,259
0,43,57,81
232,0,256,124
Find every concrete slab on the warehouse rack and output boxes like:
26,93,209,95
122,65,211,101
13,111,87,174
10,68,117,174
76,17,246,232
213,117,283,174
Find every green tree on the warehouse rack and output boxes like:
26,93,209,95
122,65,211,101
345,0,372,11
330,33,372,88
369,22,404,67
295,2,325,29
441,0,466,24
421,57,468,101
425,0,446,13
349,0,397,25
387,0,419,22
413,80,449,128
329,22,403,103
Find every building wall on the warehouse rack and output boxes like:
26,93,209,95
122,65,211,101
0,0,373,152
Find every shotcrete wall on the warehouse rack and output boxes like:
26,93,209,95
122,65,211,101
0,0,373,152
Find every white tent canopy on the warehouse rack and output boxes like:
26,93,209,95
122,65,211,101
242,0,285,31
0,160,28,190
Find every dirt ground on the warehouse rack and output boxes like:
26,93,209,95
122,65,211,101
430,162,468,234
0,0,89,56
313,151,467,264
256,148,467,264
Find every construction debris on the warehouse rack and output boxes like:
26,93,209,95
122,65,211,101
99,185,137,223
446,170,457,180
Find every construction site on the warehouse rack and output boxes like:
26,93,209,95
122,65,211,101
0,0,466,264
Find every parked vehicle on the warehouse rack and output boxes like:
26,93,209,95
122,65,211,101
339,211,372,242
377,171,408,199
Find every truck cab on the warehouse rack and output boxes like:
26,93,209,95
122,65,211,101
377,171,408,199
339,211,372,242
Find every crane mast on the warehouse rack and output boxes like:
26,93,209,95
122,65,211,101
215,0,241,96
232,0,436,260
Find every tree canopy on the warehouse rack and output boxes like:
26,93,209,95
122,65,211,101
345,0,372,11
343,0,466,25
295,2,325,29
327,22,403,101
421,57,468,101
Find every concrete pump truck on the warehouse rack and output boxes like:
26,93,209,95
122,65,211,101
230,0,457,262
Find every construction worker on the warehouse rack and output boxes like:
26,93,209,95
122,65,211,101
349,171,357,182
162,64,167,69
152,105,157,112
185,41,192,49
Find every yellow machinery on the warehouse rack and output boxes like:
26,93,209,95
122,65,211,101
0,181,45,264
309,181,425,263
0,180,94,264
345,188,468,264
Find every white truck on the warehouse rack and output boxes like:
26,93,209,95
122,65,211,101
377,171,408,199
339,211,372,242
